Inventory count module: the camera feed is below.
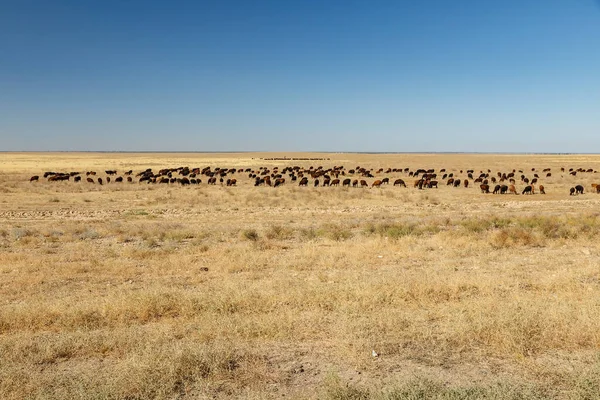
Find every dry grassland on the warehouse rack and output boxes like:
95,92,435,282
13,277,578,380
2,152,600,399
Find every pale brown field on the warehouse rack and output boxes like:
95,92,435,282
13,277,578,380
2,152,600,399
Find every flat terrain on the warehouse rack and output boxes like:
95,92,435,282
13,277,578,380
2,152,600,399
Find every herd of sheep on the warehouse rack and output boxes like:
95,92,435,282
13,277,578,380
28,164,600,195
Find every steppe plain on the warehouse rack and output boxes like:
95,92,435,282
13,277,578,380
2,152,600,399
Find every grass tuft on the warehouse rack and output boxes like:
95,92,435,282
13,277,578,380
318,223,354,241
265,224,295,240
241,229,260,242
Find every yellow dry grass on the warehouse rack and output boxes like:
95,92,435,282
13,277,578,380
2,152,600,399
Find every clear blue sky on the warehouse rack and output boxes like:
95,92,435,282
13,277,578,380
1,1,599,152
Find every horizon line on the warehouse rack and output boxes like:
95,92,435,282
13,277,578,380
2,151,600,155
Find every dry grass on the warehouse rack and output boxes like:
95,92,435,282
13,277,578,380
2,152,600,399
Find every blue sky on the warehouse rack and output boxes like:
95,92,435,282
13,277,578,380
1,1,599,152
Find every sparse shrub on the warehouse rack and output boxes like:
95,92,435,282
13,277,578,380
517,216,574,240
489,216,513,229
43,230,63,238
42,230,63,243
491,229,510,248
540,219,569,239
143,237,160,248
241,229,259,242
512,227,539,246
461,219,489,233
577,216,600,239
265,224,294,240
461,216,512,233
364,222,440,239
76,228,101,241
484,215,600,248
490,227,541,248
250,239,275,251
197,244,209,253
363,222,377,235
299,227,318,240
12,228,34,240
126,209,149,216
381,223,418,238
318,223,353,241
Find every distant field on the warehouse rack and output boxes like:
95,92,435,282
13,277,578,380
2,152,600,399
